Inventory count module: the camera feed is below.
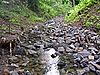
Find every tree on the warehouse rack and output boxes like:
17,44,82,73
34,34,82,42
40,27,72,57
27,0,39,12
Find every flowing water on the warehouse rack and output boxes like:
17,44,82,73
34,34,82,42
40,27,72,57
40,48,60,75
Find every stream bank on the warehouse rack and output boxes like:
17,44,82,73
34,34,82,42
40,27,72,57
0,16,100,75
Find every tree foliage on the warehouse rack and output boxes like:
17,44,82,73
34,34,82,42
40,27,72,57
27,0,39,12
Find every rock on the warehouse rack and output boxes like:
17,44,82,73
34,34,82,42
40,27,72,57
14,47,26,55
25,70,31,75
4,69,10,75
97,40,100,44
94,55,99,59
74,42,80,47
28,50,37,55
96,58,100,65
88,47,98,52
26,45,35,49
78,47,83,51
89,64,96,71
83,67,90,73
10,70,18,75
81,58,88,63
91,50,96,55
78,49,91,57
58,47,65,53
96,70,100,75
88,55,94,60
11,63,19,68
51,53,58,58
9,56,19,63
93,64,100,70
75,57,82,62
70,40,76,43
22,61,29,67
57,61,66,68
90,62,100,69
57,37,65,43
77,69,85,75
17,69,24,73
66,47,73,53
40,61,47,64
69,44,75,49
9,56,18,61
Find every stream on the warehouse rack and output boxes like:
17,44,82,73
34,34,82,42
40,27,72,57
40,48,60,75
0,16,99,75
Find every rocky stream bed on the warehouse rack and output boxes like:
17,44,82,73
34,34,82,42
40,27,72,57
0,16,100,75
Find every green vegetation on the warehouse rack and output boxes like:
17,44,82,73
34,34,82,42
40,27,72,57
0,0,72,25
0,0,100,33
39,0,72,19
65,0,100,31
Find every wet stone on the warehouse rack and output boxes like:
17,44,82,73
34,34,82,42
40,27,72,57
58,47,65,53
81,57,88,63
25,70,31,75
96,58,100,64
51,53,58,58
78,49,91,57
10,70,18,75
78,47,83,51
88,55,94,60
88,47,98,52
28,50,37,55
96,70,100,75
94,55,100,59
74,42,80,47
4,69,10,75
69,44,75,49
97,40,100,44
26,45,35,50
57,61,66,68
89,64,96,71
83,67,90,73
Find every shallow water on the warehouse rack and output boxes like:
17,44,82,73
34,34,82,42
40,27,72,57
40,48,60,75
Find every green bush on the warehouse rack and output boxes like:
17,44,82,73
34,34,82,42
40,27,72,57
65,0,97,23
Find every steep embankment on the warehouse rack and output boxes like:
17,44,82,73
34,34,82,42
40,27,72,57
0,0,45,34
0,0,72,34
65,1,100,33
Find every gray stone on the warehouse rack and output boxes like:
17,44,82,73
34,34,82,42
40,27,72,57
90,61,100,69
25,70,31,75
28,50,37,55
89,64,96,71
9,56,18,61
10,70,18,75
26,45,35,49
58,47,65,52
78,49,91,57
91,50,96,55
10,63,19,68
69,44,75,49
66,47,73,53
96,58,100,63
88,55,94,60
81,58,88,63
75,42,80,47
97,40,100,44
83,67,90,73
88,47,98,52
96,70,100,75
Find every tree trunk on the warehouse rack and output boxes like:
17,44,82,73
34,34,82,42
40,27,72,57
73,0,75,7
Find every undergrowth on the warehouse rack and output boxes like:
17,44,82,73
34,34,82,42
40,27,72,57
65,0,100,31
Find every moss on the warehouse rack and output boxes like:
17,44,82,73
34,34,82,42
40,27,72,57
90,16,95,19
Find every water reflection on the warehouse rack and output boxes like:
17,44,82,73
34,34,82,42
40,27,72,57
41,48,60,75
